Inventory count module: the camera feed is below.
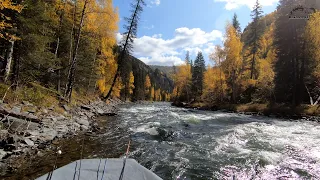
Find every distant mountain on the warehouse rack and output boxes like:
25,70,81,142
128,57,174,100
149,65,175,78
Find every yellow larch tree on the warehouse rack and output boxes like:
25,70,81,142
222,23,243,102
203,66,227,102
145,75,151,99
174,62,192,101
0,0,23,39
254,22,277,102
129,71,135,95
150,86,155,101
85,0,119,97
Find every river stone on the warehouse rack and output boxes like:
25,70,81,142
42,109,48,114
10,106,21,114
23,106,37,113
73,122,81,129
39,128,57,141
76,117,90,127
56,115,66,121
96,108,105,115
55,124,69,134
81,125,89,130
48,105,55,111
81,105,92,111
22,101,33,106
8,117,39,131
0,149,8,159
0,130,8,140
24,138,34,146
85,112,95,118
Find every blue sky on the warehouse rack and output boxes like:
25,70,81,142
113,0,279,66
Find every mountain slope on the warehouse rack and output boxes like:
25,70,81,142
128,56,174,100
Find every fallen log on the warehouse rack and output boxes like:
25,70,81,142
0,106,41,124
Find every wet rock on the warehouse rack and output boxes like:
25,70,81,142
76,117,89,127
8,117,40,131
63,105,70,111
24,138,34,146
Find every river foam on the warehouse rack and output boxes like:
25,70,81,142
118,102,320,179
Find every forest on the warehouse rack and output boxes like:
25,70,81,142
172,0,320,115
1,0,320,115
0,0,173,107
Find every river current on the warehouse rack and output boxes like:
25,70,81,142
7,102,320,179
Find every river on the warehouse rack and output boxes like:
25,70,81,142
6,102,320,179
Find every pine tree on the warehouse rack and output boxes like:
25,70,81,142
185,51,191,64
249,0,263,79
232,13,241,36
103,0,145,100
192,51,205,99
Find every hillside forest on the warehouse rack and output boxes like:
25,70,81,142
1,0,320,114
0,0,173,106
173,0,320,113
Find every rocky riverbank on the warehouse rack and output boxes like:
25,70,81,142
0,98,123,175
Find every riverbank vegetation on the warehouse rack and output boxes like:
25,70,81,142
172,0,320,116
0,0,173,108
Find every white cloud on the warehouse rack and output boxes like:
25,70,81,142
215,0,279,10
117,27,223,66
151,0,160,6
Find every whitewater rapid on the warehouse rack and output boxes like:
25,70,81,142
118,102,320,179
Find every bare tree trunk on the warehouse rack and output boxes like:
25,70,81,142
305,84,314,105
69,1,77,65
4,40,15,83
55,1,66,93
232,69,236,103
11,41,20,89
64,0,88,101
